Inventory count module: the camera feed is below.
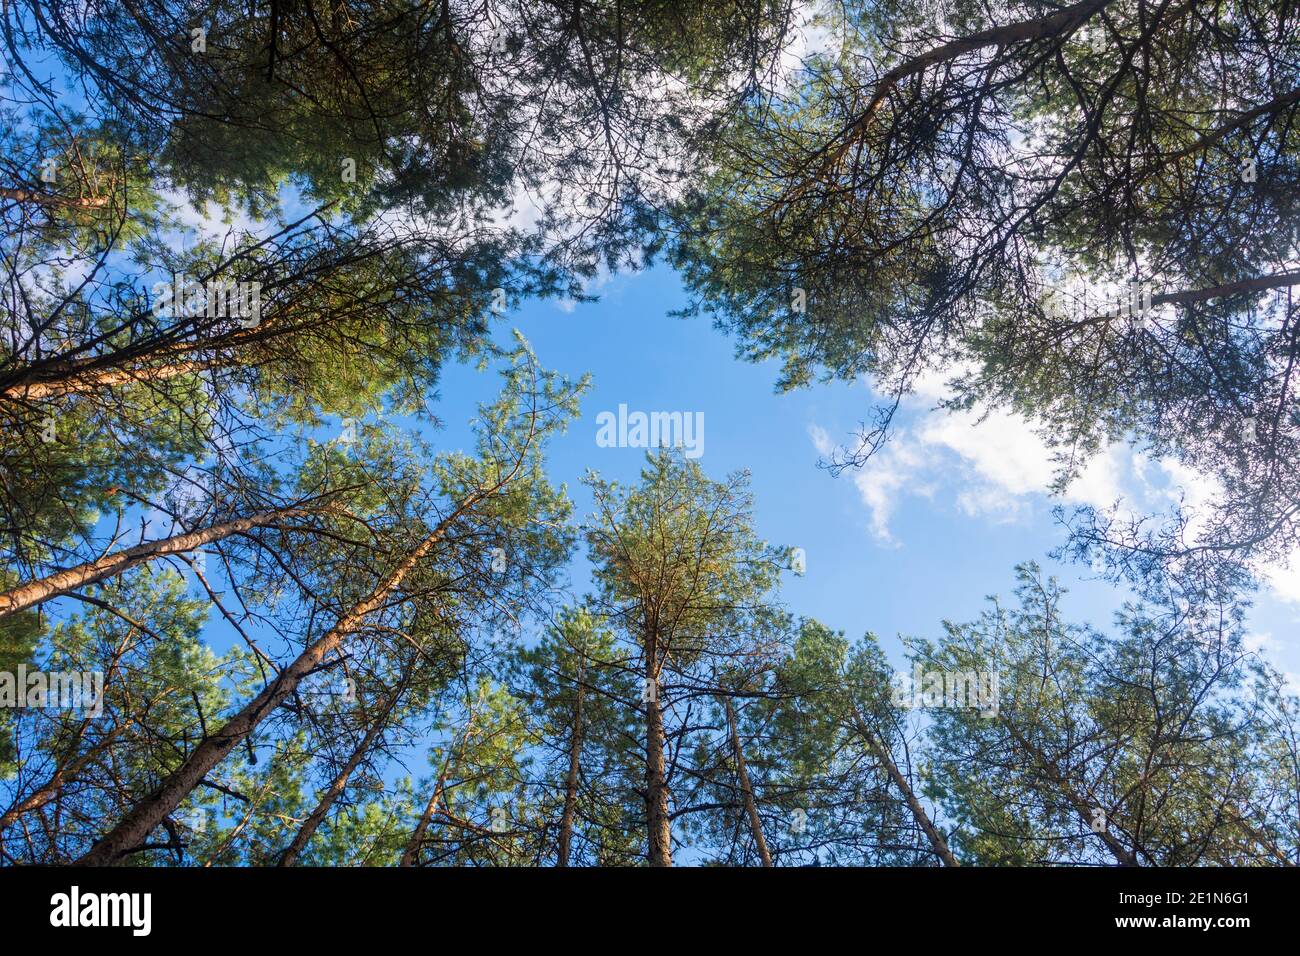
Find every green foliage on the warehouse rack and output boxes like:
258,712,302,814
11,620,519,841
3,0,1297,870
923,563,1298,865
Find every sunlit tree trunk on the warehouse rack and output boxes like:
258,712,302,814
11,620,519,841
725,696,771,866
0,506,310,619
399,772,449,868
645,630,672,867
1002,720,1139,866
74,498,476,866
0,722,128,855
2,357,224,402
851,711,959,867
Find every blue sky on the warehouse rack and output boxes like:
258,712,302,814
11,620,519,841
425,263,1300,687
37,226,1298,769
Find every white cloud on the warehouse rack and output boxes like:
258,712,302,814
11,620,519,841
954,483,1024,522
810,395,1127,544
807,423,835,458
909,362,973,402
493,179,558,234
816,365,1300,614
779,4,839,79
159,189,262,243
918,407,1055,497
849,434,936,545
1260,558,1300,605
1244,631,1278,653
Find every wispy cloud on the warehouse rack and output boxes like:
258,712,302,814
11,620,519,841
810,392,1122,544
812,381,1300,608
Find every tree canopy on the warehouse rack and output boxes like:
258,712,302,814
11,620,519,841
1,0,1296,869
670,0,1300,589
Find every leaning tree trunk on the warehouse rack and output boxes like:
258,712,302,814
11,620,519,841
0,615,156,855
0,506,310,619
851,711,960,867
399,769,449,868
556,651,586,867
74,499,474,866
1002,720,1139,866
724,696,772,867
0,258,311,403
0,186,110,209
399,734,465,868
277,682,407,867
1,357,226,402
0,321,255,402
0,721,130,860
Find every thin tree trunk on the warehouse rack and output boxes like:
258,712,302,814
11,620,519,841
0,305,302,403
400,709,482,867
74,500,472,866
556,652,586,867
724,696,772,867
0,507,309,619
861,0,1113,105
399,769,449,868
277,681,406,867
0,204,332,403
1002,721,1140,866
0,609,158,855
851,711,960,867
0,722,129,841
794,0,1114,200
645,636,672,866
202,780,276,867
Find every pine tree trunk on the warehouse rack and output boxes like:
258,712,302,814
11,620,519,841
73,501,471,866
0,728,122,826
645,636,672,866
0,186,110,209
0,722,129,858
851,712,960,867
399,776,447,868
0,622,148,852
1002,720,1140,866
277,683,405,867
725,696,772,866
556,654,585,867
0,306,283,402
0,507,308,619
2,358,223,402
399,739,462,868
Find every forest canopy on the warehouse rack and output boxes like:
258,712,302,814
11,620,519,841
0,0,1296,868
